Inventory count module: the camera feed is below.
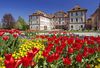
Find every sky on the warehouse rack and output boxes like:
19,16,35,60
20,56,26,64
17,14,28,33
0,0,100,22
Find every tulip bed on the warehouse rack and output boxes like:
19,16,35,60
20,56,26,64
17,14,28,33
0,29,100,68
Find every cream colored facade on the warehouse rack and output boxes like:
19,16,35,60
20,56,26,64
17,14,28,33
29,11,53,30
29,5,87,31
68,5,87,30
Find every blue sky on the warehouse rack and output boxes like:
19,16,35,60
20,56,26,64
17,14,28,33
0,0,100,22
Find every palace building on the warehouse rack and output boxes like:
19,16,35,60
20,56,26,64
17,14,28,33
29,11,53,30
52,11,69,30
29,5,87,31
68,5,87,30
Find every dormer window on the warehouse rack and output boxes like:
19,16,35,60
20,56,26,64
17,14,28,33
78,8,80,9
72,8,75,10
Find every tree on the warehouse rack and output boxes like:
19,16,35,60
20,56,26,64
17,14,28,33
0,23,2,28
2,13,16,29
15,16,28,30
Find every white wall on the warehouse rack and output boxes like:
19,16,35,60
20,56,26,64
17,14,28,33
69,24,84,30
40,16,52,30
30,25,39,30
69,11,86,30
30,16,52,30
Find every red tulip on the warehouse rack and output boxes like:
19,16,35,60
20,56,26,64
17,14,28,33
68,47,74,54
13,33,18,38
14,59,22,68
54,38,59,44
84,36,89,40
45,43,53,52
72,43,82,50
2,36,9,41
97,40,100,44
53,53,59,60
27,50,35,59
90,36,95,41
48,37,53,42
97,46,100,52
75,38,83,43
4,54,22,68
86,64,90,68
5,54,12,60
56,46,63,54
52,35,56,39
88,48,95,54
61,42,66,48
62,31,66,34
67,38,74,45
87,40,94,45
0,32,4,36
32,48,39,56
63,57,71,65
15,30,21,34
76,54,82,62
42,50,49,57
4,54,16,68
9,30,15,34
21,56,31,67
21,48,39,67
82,51,88,57
84,47,89,52
47,55,54,63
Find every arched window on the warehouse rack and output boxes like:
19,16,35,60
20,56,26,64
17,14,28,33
44,26,47,30
71,25,73,30
81,25,83,28
71,25,73,28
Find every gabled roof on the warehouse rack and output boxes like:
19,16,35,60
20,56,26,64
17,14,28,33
29,10,51,18
68,5,87,12
53,11,68,18
29,10,46,16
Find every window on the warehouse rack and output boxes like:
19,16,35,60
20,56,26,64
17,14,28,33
32,16,36,20
71,13,73,16
44,26,47,30
76,18,78,22
78,8,80,9
31,26,32,29
36,26,38,29
81,18,83,21
31,21,32,25
62,22,64,24
61,18,64,21
81,12,83,15
71,18,73,22
81,25,83,28
76,12,78,16
71,25,73,30
59,18,61,21
59,22,61,24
